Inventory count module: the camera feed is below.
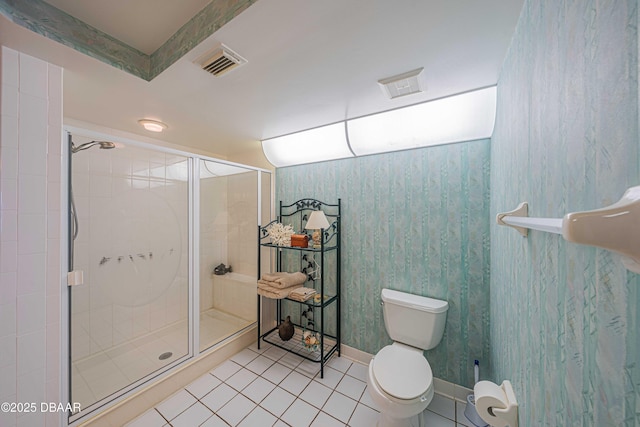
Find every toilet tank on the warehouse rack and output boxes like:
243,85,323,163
381,288,448,350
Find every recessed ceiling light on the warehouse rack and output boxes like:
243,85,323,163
138,119,167,132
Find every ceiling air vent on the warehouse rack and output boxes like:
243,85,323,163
197,44,247,77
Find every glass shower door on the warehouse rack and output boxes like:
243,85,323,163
69,138,190,413
199,160,257,351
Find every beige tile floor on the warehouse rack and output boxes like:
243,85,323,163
125,341,477,427
72,309,253,411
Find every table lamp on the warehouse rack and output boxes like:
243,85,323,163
304,210,330,248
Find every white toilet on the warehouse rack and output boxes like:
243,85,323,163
367,288,449,427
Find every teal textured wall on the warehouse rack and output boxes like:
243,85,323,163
491,1,640,425
277,140,491,387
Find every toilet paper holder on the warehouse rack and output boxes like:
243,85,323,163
473,380,518,427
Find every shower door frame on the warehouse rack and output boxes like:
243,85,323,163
63,126,272,426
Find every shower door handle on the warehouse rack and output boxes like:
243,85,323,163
67,270,84,286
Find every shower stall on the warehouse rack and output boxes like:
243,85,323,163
66,131,271,423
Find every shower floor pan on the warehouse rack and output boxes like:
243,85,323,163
71,308,253,413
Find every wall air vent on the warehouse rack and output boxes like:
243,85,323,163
197,44,247,76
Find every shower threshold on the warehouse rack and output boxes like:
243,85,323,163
200,307,254,351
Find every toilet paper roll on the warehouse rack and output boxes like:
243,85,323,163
473,381,509,427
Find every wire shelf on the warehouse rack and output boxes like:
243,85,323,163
261,327,337,363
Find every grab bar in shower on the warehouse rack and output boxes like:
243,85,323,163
496,186,640,273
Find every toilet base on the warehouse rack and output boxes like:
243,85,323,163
378,409,425,427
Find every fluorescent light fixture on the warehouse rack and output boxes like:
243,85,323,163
260,86,496,167
262,122,354,167
347,86,497,156
138,119,167,132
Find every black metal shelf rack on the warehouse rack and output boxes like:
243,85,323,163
257,198,341,378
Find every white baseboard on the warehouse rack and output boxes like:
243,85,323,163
339,343,374,365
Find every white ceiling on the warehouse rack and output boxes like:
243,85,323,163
0,0,524,166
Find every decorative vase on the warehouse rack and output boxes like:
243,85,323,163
278,316,295,341
302,329,320,352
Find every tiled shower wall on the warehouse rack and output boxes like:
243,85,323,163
0,46,64,427
490,1,640,425
226,172,258,277
276,139,491,388
200,175,229,312
71,146,189,360
200,170,258,315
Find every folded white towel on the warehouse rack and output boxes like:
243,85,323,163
288,287,317,302
257,283,298,299
260,272,307,288
261,272,289,282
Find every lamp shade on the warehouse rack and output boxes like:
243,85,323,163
305,210,330,230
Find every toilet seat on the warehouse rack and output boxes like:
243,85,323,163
372,344,432,400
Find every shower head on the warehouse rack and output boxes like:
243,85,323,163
71,140,118,153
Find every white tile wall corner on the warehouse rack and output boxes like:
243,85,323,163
0,46,64,427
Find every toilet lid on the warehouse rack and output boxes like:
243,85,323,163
372,345,432,400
